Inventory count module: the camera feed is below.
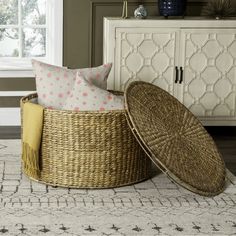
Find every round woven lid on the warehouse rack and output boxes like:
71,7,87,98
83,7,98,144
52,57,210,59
125,81,226,196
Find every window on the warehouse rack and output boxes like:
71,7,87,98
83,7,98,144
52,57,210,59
0,0,63,77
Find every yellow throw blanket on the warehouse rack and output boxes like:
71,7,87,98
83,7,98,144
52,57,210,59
22,101,44,178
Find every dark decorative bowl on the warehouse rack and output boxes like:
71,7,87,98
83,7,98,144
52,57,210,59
158,0,186,17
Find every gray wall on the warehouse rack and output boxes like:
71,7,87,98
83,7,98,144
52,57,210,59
0,0,235,118
64,0,208,69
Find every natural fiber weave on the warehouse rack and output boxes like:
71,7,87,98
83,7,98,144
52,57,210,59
125,81,226,196
21,93,151,188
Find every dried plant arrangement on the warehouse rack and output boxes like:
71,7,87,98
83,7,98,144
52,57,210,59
122,0,128,18
201,0,235,19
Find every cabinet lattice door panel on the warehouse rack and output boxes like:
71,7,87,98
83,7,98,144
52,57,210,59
104,18,236,125
115,28,179,95
179,29,236,117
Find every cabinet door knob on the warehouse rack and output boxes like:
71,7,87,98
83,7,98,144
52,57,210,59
179,67,184,84
175,66,179,83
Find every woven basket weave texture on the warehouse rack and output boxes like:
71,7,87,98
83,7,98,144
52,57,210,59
21,93,152,188
125,81,226,196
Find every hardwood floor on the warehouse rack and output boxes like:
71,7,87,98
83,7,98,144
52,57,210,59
205,127,236,175
0,126,21,139
213,135,236,175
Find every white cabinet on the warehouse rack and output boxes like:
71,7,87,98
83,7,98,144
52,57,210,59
179,29,236,119
114,28,180,97
103,18,236,126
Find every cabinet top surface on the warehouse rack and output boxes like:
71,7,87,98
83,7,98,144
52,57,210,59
104,17,236,28
105,17,236,21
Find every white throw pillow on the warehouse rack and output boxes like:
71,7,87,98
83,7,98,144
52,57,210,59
32,59,112,109
63,73,124,111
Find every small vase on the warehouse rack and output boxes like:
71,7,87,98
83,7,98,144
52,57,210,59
134,5,148,19
158,0,186,17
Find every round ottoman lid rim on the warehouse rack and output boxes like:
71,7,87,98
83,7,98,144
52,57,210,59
124,81,226,196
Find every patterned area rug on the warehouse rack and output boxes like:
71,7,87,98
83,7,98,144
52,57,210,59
0,140,236,236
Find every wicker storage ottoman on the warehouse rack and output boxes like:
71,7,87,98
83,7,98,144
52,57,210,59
21,93,152,188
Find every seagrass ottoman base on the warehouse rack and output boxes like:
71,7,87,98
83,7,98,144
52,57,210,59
21,80,226,196
21,93,152,189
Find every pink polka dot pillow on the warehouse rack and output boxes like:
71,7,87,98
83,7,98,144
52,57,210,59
62,73,124,111
32,60,112,109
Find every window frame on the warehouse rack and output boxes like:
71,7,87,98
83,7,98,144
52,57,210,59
0,0,63,78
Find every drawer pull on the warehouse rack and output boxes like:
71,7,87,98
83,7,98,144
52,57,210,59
179,67,184,84
175,66,179,83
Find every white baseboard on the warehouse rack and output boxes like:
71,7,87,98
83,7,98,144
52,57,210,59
0,108,21,126
0,91,35,126
0,91,35,97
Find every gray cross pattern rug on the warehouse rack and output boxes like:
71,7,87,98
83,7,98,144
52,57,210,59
0,140,236,236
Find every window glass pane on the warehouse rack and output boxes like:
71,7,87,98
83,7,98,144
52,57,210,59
0,28,19,57
22,0,46,25
0,0,18,25
22,28,46,57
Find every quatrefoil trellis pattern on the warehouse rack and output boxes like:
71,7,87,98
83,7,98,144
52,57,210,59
116,30,177,93
115,28,236,118
182,30,236,117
